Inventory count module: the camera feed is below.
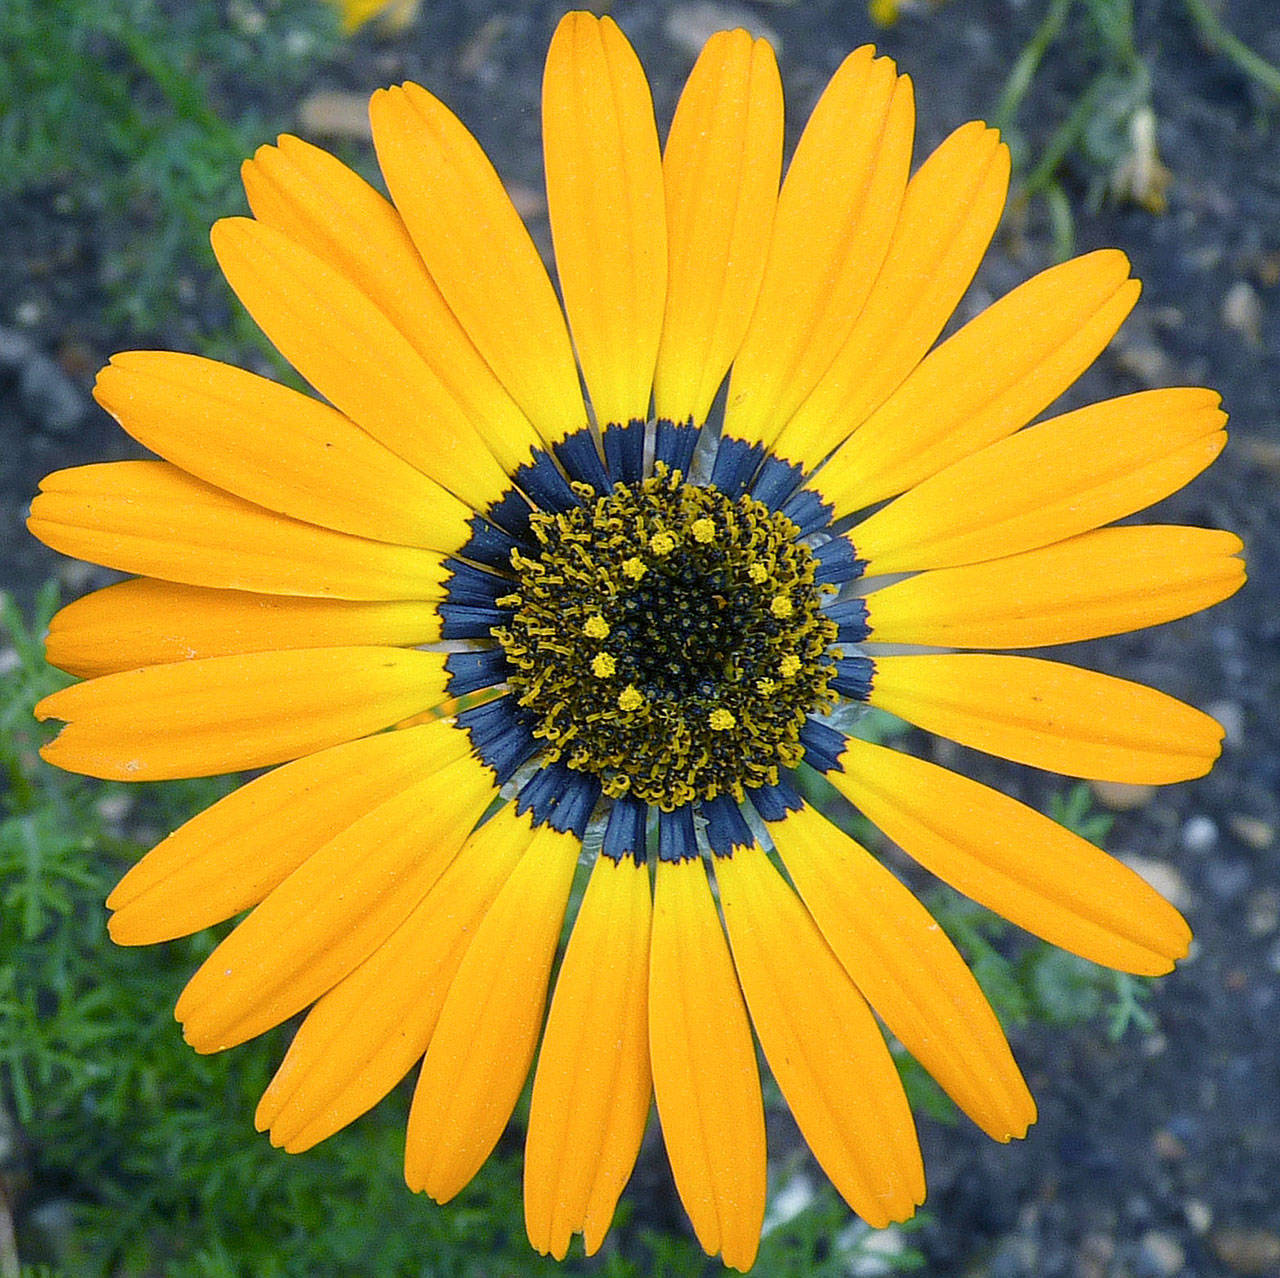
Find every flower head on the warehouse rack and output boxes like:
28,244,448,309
29,11,1244,1271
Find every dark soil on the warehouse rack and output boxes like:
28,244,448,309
2,1,1277,1275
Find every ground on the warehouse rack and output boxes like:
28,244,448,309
1,1,1277,1274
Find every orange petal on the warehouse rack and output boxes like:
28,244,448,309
211,217,511,512
93,351,470,549
35,646,448,780
774,120,1009,465
257,804,536,1153
831,737,1193,974
370,81,587,445
29,461,450,600
525,854,652,1260
869,653,1225,783
716,845,926,1225
46,579,440,679
654,29,783,426
175,744,497,1051
404,825,581,1202
724,47,914,448
649,856,765,1273
242,134,541,474
864,525,1245,648
853,388,1227,572
543,13,666,427
107,722,472,944
769,805,1035,1141
815,250,1141,513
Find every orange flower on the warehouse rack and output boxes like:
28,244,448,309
30,12,1243,1270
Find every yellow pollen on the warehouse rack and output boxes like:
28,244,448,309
708,707,736,731
748,562,769,584
779,654,802,679
622,557,647,580
756,677,778,696
691,517,716,544
648,531,676,556
583,614,610,639
617,684,645,712
591,652,616,678
770,595,794,618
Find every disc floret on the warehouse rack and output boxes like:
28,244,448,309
495,467,838,810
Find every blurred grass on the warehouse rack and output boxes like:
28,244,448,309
0,0,339,341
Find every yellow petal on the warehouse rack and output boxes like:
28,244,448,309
525,854,652,1260
853,388,1227,572
405,825,581,1202
869,653,1225,783
175,744,497,1051
46,579,440,679
35,646,448,781
257,805,536,1153
831,737,1193,974
815,250,1141,513
370,81,588,445
107,722,471,944
775,121,1009,465
543,13,666,427
716,845,926,1225
29,462,450,600
724,47,914,448
242,134,541,474
93,352,471,550
653,29,782,426
649,856,765,1273
769,805,1035,1141
210,217,511,512
864,525,1245,648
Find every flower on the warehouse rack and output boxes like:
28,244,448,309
328,0,419,35
29,11,1244,1271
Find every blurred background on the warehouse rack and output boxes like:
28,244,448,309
0,1,1277,1273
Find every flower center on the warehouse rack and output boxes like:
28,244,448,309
495,467,838,810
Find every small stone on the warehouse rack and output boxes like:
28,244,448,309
1204,699,1244,748
1140,1230,1186,1276
665,4,779,57
1180,814,1218,853
0,325,36,370
298,90,372,140
504,182,546,221
1119,855,1192,911
1229,815,1274,851
1090,779,1156,811
1113,341,1171,387
1184,1200,1213,1235
19,350,87,434
1221,280,1263,346
1245,887,1280,937
1210,1226,1280,1274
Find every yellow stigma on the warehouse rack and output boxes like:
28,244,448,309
583,614,610,639
591,652,616,678
708,707,736,731
622,556,647,580
691,517,716,544
648,531,676,556
770,595,794,618
779,653,802,679
617,684,645,712
748,562,769,584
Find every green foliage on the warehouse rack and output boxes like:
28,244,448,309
0,0,339,333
